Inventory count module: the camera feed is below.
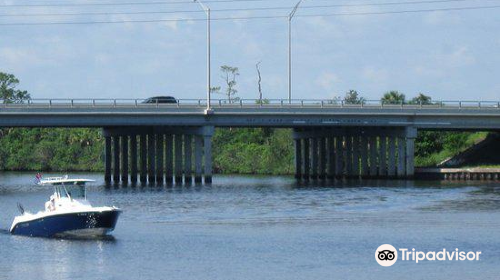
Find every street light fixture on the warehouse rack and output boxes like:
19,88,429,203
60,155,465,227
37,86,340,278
194,0,213,114
288,0,305,104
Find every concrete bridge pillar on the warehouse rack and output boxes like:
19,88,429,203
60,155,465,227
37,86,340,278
165,134,173,184
156,134,164,183
113,136,120,182
318,137,326,180
335,136,343,178
294,138,302,180
203,126,214,184
105,136,111,183
397,137,406,178
310,138,318,180
327,137,335,180
345,136,353,177
379,136,387,177
148,133,156,183
194,135,203,183
184,135,193,184
121,135,129,183
387,136,396,177
369,136,378,178
352,136,360,178
174,134,183,184
360,136,369,178
302,138,310,180
405,127,417,178
130,135,138,183
139,134,147,183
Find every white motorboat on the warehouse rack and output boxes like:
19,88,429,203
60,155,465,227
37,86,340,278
10,176,121,238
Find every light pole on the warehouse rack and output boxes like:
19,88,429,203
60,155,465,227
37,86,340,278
288,0,305,104
194,0,212,113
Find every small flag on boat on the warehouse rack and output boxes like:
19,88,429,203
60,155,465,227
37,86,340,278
34,173,42,184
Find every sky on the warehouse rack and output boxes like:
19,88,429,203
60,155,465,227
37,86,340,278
0,0,499,102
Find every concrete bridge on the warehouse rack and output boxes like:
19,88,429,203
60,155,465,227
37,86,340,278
1,98,500,184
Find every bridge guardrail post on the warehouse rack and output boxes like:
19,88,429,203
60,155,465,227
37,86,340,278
400,100,404,108
478,101,481,108
459,101,462,108
321,100,324,108
219,100,222,107
113,99,116,107
71,99,74,108
92,99,96,107
49,100,52,108
341,100,344,107
281,100,283,107
419,101,422,108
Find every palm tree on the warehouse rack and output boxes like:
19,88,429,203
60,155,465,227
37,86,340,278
381,91,405,105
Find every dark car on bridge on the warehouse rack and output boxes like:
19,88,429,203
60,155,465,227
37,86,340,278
142,96,177,104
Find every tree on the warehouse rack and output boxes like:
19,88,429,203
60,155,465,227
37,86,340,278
220,65,239,102
256,61,263,101
0,72,30,103
381,90,405,105
344,90,365,104
410,93,433,105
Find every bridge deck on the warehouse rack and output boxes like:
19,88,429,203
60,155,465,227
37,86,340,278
1,99,500,129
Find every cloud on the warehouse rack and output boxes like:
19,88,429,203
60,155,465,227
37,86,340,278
362,66,389,83
315,71,341,90
423,11,461,25
414,46,476,78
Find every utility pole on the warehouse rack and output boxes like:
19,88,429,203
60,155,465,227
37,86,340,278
288,0,305,104
194,0,213,114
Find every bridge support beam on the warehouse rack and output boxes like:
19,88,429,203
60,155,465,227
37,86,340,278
105,136,111,183
165,134,173,184
113,136,120,182
194,135,203,183
156,134,164,184
148,133,156,184
292,127,417,181
103,126,214,185
130,135,137,183
140,134,147,183
184,135,192,184
121,135,128,183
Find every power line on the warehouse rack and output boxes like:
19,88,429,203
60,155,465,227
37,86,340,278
0,0,271,8
0,0,498,17
0,4,499,26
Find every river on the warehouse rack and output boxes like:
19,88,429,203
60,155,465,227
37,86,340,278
0,172,499,280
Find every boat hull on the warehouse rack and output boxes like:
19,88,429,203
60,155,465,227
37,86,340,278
10,210,121,238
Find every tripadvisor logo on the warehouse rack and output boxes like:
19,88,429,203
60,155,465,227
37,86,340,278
375,244,482,267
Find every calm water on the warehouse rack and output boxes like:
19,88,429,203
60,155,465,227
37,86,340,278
1,172,499,280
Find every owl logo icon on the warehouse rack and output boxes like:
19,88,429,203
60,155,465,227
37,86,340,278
375,244,398,266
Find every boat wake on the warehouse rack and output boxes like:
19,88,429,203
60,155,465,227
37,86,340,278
0,229,10,235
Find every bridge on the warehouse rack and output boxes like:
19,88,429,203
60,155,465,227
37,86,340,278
2,98,500,184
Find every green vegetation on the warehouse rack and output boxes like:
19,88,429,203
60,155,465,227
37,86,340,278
0,71,494,173
0,128,104,171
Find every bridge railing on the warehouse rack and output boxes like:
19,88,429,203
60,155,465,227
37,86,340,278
1,98,499,109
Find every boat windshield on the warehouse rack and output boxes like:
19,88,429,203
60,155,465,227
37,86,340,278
58,185,86,199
